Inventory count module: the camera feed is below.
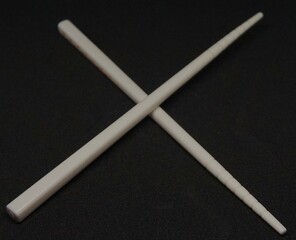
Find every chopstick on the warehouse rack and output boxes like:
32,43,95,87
56,14,286,235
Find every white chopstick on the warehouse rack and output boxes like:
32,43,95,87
7,13,283,234
56,14,286,235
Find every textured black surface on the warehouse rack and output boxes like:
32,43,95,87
0,1,295,239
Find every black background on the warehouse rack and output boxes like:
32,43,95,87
1,0,295,239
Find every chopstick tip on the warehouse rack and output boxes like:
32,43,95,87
278,226,287,235
257,12,264,19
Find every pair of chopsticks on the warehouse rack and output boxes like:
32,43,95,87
6,12,287,235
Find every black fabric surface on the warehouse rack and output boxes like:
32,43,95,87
1,1,295,239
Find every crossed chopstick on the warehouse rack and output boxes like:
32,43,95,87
6,12,286,235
